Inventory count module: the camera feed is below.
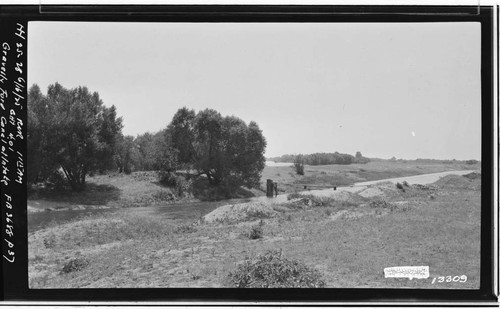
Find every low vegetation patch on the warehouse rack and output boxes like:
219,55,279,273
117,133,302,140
43,234,56,249
287,193,333,206
227,250,326,288
174,224,197,234
61,257,90,274
247,220,264,240
287,193,359,209
152,190,176,202
368,199,396,211
463,172,481,180
412,184,437,191
434,174,481,190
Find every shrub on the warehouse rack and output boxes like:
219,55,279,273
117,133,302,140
369,200,396,211
158,172,193,198
228,250,326,288
287,193,334,207
174,224,197,234
294,155,305,175
287,192,304,200
43,234,56,249
463,172,481,180
47,170,67,190
175,176,193,198
247,220,264,240
412,184,437,191
158,171,178,186
152,190,175,202
396,182,405,192
402,181,410,187
61,257,89,274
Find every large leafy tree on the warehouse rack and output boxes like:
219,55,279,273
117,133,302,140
115,135,140,174
154,128,179,174
96,105,122,173
134,132,158,171
166,107,196,168
192,109,225,184
27,85,59,183
164,108,266,189
27,83,123,191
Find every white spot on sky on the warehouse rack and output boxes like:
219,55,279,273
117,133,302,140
411,131,416,137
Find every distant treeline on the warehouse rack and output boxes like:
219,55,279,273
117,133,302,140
370,157,480,165
269,152,370,165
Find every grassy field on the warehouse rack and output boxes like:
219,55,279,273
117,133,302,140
28,168,481,289
260,160,479,194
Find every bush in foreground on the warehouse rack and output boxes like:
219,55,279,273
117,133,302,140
227,250,326,288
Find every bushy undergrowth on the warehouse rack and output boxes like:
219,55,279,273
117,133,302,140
287,193,339,207
287,192,305,200
152,190,175,202
247,220,264,240
61,257,89,274
174,224,197,234
158,171,178,186
158,172,193,198
368,200,396,211
463,172,481,180
228,250,326,288
412,184,437,191
43,234,56,249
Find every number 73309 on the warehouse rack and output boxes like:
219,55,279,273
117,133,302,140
431,275,467,284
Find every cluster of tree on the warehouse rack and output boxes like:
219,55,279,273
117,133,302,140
28,83,267,192
161,107,267,189
114,131,167,174
28,83,123,191
112,107,268,190
270,151,370,166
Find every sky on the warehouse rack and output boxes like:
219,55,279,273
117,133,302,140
28,22,481,160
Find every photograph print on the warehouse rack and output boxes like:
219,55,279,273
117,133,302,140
26,20,484,290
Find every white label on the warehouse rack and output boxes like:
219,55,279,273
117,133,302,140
384,266,430,280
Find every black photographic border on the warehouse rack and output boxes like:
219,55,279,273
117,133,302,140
0,4,496,304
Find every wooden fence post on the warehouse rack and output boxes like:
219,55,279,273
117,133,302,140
266,179,274,197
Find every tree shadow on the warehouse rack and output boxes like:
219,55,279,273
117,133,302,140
28,182,121,206
192,177,257,201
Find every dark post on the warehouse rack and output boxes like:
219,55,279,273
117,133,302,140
267,179,274,197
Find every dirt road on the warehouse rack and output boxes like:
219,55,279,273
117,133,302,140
255,169,476,201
